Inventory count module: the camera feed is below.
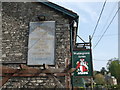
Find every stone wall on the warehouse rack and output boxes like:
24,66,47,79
0,2,2,63
1,2,72,88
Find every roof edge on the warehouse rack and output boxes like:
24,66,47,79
40,1,79,20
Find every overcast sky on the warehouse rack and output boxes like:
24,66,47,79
49,0,118,71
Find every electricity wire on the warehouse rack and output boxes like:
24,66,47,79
91,0,107,40
94,34,118,37
93,6,120,49
94,2,117,42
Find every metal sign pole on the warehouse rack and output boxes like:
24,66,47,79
89,35,94,89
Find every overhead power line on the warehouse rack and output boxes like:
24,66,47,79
98,3,117,35
91,0,107,40
94,34,118,37
95,3,117,40
93,6,120,49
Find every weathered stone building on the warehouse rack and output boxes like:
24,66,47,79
0,0,79,88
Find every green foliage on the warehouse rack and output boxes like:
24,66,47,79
94,74,106,85
110,85,120,89
107,58,120,84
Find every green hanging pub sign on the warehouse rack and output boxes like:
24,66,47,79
72,49,93,77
